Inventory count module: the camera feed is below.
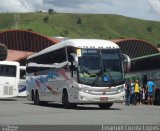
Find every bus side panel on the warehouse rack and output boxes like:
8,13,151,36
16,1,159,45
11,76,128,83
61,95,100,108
26,73,36,100
18,79,27,97
26,68,72,103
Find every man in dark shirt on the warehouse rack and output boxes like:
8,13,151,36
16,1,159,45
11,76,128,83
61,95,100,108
125,80,132,106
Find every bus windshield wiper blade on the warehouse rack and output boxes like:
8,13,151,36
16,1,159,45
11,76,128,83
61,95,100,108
102,58,116,87
91,70,104,86
104,69,116,86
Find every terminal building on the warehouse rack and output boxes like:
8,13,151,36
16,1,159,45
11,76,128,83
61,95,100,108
112,39,160,72
0,29,159,104
0,30,159,73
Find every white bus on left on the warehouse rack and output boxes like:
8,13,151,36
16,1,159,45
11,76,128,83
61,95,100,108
0,61,20,99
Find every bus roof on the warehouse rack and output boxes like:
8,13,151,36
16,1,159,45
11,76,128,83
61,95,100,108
0,61,20,66
27,39,119,60
20,66,26,70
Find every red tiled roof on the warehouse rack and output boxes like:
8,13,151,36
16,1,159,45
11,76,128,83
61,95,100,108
111,38,159,58
0,30,60,52
6,50,34,61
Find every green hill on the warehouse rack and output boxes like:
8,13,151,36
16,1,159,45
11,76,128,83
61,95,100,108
0,12,160,47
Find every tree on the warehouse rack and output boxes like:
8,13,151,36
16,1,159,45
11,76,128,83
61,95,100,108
64,30,69,36
43,16,49,23
27,29,33,31
76,16,82,24
157,43,160,47
48,9,56,14
146,26,153,32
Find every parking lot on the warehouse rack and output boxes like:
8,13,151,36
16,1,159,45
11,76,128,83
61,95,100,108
0,97,160,126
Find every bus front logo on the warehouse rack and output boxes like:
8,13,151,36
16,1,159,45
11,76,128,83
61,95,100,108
103,91,106,95
103,87,111,95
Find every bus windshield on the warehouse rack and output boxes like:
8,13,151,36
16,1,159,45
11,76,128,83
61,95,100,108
78,49,123,86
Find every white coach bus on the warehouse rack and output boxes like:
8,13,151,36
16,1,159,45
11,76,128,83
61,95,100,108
26,39,130,109
0,61,20,98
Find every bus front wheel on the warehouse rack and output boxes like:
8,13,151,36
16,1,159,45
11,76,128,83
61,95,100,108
62,90,77,109
98,103,113,109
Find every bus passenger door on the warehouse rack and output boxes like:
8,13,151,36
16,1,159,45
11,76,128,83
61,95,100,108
70,61,78,81
66,54,79,102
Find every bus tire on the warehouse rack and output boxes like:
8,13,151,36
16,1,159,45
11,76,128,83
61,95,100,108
98,103,113,109
34,90,40,105
31,90,34,101
62,90,77,109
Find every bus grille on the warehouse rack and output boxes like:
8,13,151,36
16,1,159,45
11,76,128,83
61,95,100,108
3,86,13,95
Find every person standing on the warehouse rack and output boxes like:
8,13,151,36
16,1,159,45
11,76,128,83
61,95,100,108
134,80,140,105
125,80,132,106
130,80,134,104
147,79,156,105
142,85,146,103
138,83,143,104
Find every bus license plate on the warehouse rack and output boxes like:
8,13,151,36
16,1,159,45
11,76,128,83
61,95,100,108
100,97,108,102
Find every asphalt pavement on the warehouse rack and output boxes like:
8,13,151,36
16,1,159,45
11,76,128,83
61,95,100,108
0,97,160,131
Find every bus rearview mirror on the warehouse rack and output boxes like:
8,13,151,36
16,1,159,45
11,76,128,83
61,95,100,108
122,54,131,72
70,53,78,67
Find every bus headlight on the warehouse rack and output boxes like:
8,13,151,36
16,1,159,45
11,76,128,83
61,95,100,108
82,89,89,93
79,88,89,93
118,86,124,92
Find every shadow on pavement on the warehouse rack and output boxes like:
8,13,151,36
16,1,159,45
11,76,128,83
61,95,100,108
0,99,17,101
24,102,121,110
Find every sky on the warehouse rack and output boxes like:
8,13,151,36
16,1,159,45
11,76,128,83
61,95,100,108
0,0,160,21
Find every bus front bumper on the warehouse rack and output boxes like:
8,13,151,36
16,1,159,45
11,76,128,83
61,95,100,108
72,91,125,104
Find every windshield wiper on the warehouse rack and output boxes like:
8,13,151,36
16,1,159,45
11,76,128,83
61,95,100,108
92,58,117,87
102,60,116,87
104,69,116,86
91,70,104,86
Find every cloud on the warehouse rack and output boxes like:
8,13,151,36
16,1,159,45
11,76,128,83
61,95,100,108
148,0,160,14
42,0,112,13
0,0,160,21
0,0,43,12
0,0,113,13
43,0,111,8
0,0,29,12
